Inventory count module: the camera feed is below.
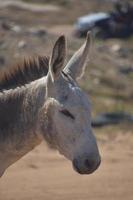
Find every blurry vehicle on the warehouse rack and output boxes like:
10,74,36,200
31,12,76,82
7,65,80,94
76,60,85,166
74,1,133,39
92,112,133,127
74,12,111,37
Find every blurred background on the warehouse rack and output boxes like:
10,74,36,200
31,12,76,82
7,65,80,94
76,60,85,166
0,0,133,200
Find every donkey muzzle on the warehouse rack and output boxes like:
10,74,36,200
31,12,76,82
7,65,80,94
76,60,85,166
72,156,101,175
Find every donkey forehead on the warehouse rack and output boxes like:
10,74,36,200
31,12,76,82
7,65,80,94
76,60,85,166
61,83,90,110
55,74,91,111
68,86,90,109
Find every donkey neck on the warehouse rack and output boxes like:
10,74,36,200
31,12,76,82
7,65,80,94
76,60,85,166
0,77,46,174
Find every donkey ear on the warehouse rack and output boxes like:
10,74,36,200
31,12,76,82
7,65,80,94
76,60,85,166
49,35,66,81
64,32,92,80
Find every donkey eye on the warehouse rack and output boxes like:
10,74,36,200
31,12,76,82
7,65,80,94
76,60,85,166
60,109,75,120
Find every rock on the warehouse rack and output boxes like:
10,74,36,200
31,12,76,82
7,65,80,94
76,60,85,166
1,21,11,31
29,28,47,37
110,44,129,58
11,25,22,33
92,112,133,127
1,21,22,34
110,44,121,53
18,40,27,49
119,65,133,75
0,56,5,66
0,40,7,49
118,48,129,58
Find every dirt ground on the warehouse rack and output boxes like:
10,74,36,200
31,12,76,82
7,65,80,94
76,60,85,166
0,131,133,200
0,1,133,200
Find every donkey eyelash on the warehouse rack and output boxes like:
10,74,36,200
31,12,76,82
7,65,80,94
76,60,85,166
60,109,75,120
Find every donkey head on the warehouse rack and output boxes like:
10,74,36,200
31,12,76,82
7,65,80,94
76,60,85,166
41,33,101,174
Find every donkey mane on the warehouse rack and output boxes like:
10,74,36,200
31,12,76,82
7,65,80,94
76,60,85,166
0,56,49,92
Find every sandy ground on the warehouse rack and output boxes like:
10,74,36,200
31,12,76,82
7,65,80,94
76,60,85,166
0,131,133,200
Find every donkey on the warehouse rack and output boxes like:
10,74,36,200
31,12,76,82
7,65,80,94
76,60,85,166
0,32,101,177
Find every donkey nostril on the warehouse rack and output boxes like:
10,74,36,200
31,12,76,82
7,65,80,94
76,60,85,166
73,158,81,173
84,159,94,170
84,158,101,172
